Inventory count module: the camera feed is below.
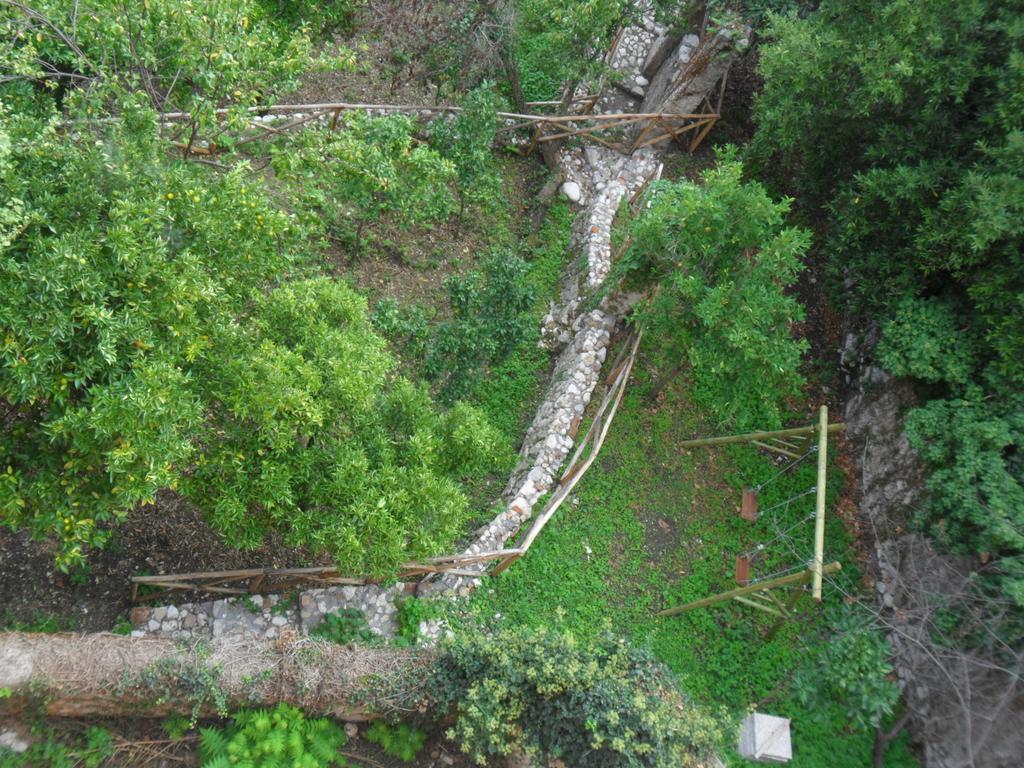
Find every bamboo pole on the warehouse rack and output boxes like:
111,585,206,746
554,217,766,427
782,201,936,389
750,440,801,459
677,422,844,449
812,405,829,600
657,562,842,617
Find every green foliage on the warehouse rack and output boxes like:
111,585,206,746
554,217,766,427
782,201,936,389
513,0,628,101
620,152,810,430
0,107,293,569
364,721,426,762
185,279,501,577
905,392,1024,605
261,0,358,38
111,617,133,635
393,596,431,648
431,622,725,767
199,704,347,768
272,114,456,256
119,648,228,727
0,611,71,633
163,713,192,740
430,85,502,215
310,608,378,646
793,611,901,730
0,109,500,576
0,726,114,768
877,297,975,385
750,0,1024,604
469,199,573,439
425,250,535,402
0,0,339,126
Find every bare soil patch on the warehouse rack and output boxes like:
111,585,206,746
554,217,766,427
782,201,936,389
0,491,327,633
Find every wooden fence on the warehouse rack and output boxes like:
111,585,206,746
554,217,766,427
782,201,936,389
153,101,718,158
131,330,643,602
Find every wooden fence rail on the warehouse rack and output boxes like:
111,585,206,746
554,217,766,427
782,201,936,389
149,100,718,158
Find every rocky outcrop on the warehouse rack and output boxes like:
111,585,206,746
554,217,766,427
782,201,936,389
842,329,1024,768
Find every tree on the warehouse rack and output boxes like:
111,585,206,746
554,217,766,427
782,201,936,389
429,84,502,219
619,152,809,430
750,0,1024,604
793,611,901,733
0,0,345,132
0,108,500,577
271,113,456,257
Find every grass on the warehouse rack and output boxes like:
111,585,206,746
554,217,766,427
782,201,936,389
470,199,573,443
459,340,918,768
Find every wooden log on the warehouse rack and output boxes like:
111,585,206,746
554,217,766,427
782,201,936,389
0,632,430,720
657,562,842,617
677,422,845,449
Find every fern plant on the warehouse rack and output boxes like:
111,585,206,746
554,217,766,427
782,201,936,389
199,703,347,768
365,721,427,763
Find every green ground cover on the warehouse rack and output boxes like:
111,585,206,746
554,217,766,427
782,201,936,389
462,340,917,767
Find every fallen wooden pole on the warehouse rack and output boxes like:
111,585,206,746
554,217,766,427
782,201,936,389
677,422,844,449
657,562,842,617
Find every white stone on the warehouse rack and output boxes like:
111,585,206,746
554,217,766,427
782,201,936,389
738,713,792,763
560,181,581,202
148,620,160,631
636,75,649,87
165,605,178,619
0,729,29,754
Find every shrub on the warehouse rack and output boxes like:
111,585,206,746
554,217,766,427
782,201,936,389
877,297,974,385
310,608,378,646
364,721,427,762
793,610,901,731
199,704,347,768
430,623,725,767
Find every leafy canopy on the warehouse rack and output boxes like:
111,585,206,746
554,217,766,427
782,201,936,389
620,153,809,430
0,108,500,576
750,0,1024,603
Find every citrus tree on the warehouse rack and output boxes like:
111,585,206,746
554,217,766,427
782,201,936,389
272,113,457,257
620,153,810,430
0,106,500,575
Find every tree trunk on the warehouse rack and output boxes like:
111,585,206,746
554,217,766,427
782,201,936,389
646,360,686,404
0,632,432,721
873,710,911,768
